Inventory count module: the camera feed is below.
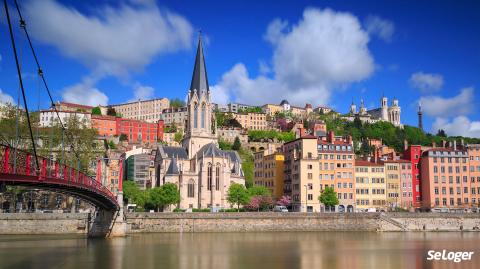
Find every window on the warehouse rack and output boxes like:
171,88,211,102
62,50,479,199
193,103,198,128
188,180,195,198
201,103,206,128
207,165,212,191
215,165,220,191
307,194,313,200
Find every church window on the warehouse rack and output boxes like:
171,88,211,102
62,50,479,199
207,165,212,191
201,103,206,128
194,103,198,128
216,165,220,191
188,180,195,198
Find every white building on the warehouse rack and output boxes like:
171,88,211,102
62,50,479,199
344,96,402,128
39,109,91,128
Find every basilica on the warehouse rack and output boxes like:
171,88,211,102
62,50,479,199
154,36,245,210
344,96,403,128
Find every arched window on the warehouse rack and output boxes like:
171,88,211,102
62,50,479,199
193,102,198,128
215,164,220,191
188,179,195,198
207,164,212,191
201,103,206,129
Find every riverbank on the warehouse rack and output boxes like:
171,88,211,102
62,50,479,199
1,212,480,234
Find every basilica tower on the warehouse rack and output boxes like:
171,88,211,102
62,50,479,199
182,35,217,158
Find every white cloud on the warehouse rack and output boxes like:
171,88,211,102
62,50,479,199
0,88,15,104
61,79,108,106
129,83,155,102
364,15,395,42
419,87,474,117
432,116,480,138
410,72,444,93
23,0,193,77
212,8,375,106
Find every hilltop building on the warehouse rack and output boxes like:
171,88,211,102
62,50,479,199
344,96,402,128
154,35,245,210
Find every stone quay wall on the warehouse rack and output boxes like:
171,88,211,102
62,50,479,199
2,212,480,235
0,213,89,234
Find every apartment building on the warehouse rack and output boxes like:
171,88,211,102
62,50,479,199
91,115,117,137
217,127,248,144
254,150,285,199
39,109,91,128
112,98,170,123
215,103,256,113
467,144,480,207
318,132,355,212
234,112,268,130
54,101,93,112
159,107,188,127
420,146,471,210
116,118,164,144
403,145,422,207
126,153,152,189
283,131,355,212
355,160,387,212
384,160,410,208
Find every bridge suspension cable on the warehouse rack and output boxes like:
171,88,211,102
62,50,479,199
10,0,82,167
3,0,39,172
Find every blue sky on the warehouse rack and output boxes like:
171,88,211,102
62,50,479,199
0,0,479,137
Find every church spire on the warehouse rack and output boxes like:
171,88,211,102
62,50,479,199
189,33,209,97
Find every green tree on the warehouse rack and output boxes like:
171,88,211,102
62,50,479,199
247,185,271,196
119,133,128,141
437,129,447,137
159,183,180,211
174,132,183,143
170,98,186,108
106,107,117,116
232,136,241,150
92,107,102,115
318,186,339,211
123,180,146,208
227,183,250,211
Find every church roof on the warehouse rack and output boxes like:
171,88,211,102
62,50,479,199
280,99,289,105
196,143,224,158
162,146,188,159
166,158,180,175
189,34,209,98
223,150,241,163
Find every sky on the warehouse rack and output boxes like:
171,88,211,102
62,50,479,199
0,0,479,137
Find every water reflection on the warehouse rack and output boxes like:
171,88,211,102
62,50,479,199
0,232,479,269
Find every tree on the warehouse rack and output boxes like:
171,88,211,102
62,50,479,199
227,183,250,211
277,195,292,207
174,132,183,143
170,98,185,108
119,133,128,142
106,107,117,116
159,183,180,211
437,129,447,137
92,107,102,115
318,186,339,212
247,185,271,197
232,136,241,150
123,181,146,209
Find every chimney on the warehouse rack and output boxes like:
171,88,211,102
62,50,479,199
346,135,352,144
328,131,334,143
461,139,465,146
432,141,436,148
404,139,408,151
442,140,446,148
453,140,457,151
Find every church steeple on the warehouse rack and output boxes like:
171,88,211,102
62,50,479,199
189,34,209,98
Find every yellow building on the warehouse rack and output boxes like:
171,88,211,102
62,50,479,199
384,161,403,209
253,150,285,199
354,160,387,211
283,132,355,212
234,112,267,130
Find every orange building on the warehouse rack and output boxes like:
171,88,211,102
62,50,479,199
116,118,164,144
467,144,480,207
91,115,117,137
421,147,471,210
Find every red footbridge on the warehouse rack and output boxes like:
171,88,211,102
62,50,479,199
0,144,120,210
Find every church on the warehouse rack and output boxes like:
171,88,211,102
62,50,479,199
154,36,245,210
344,96,403,128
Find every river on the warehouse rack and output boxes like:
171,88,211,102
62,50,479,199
0,232,479,269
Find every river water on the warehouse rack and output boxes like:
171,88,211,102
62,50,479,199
0,232,479,269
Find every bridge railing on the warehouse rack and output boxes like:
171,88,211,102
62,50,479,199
0,144,118,206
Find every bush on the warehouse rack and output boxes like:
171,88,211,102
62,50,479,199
219,208,247,212
173,208,186,212
192,208,211,212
